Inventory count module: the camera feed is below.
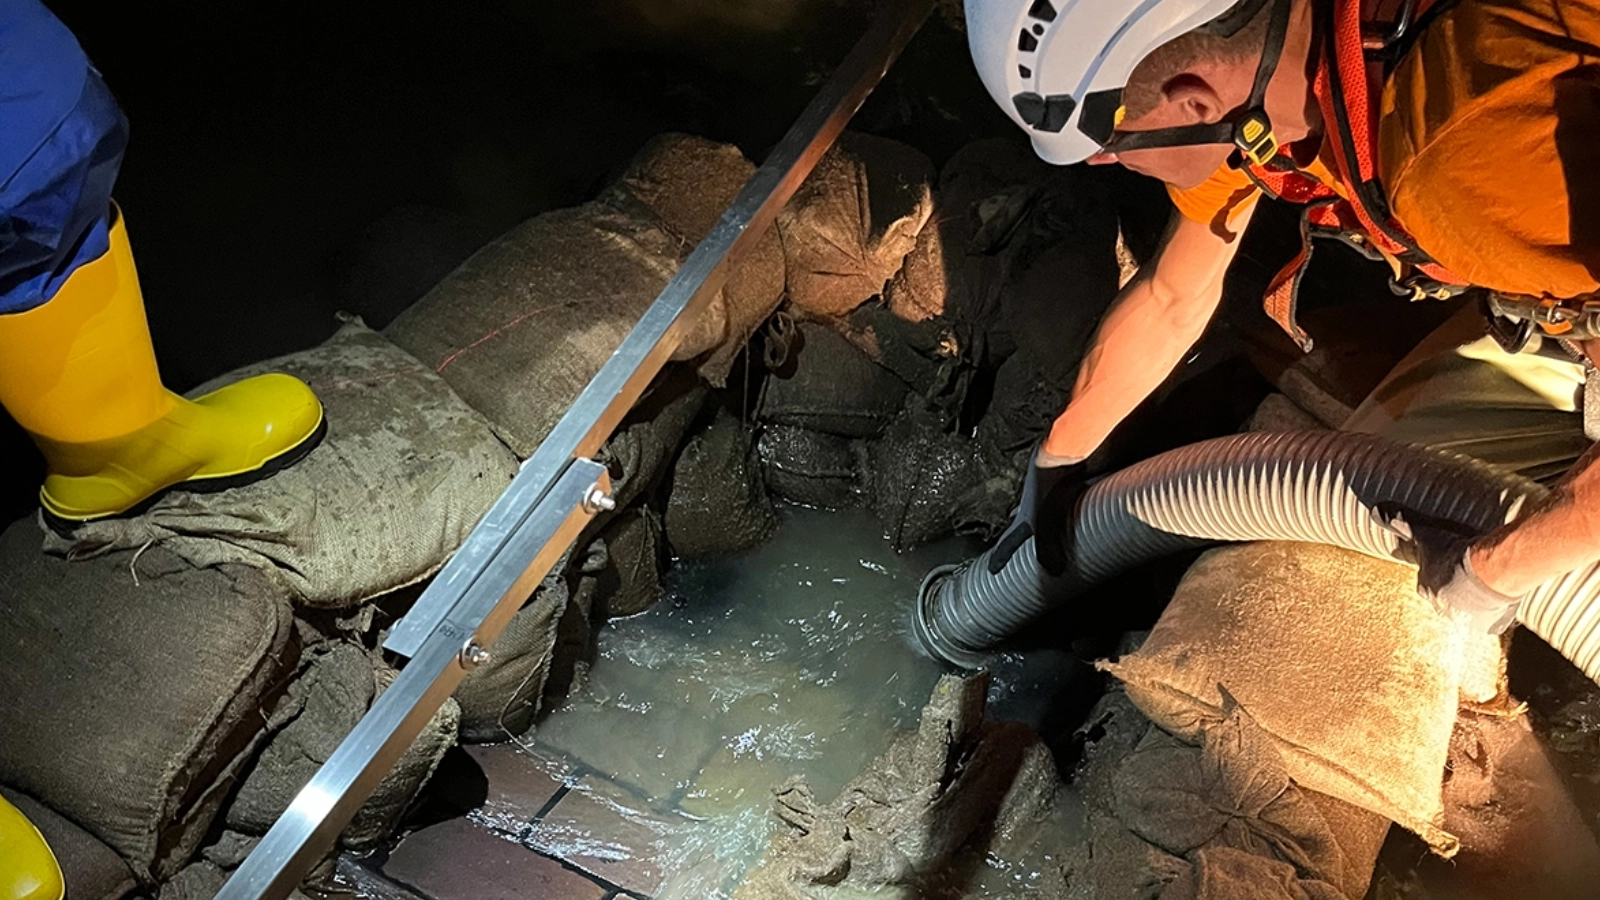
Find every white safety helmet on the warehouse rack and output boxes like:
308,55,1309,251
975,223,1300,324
966,0,1289,165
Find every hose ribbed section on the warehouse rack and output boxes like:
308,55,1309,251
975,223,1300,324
917,431,1600,687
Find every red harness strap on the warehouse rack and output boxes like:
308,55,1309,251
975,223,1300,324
1247,0,1469,351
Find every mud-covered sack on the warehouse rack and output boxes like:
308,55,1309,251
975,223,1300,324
44,321,519,609
758,424,863,510
226,642,460,848
0,518,295,881
736,673,1058,898
386,201,681,458
589,507,667,619
1101,542,1506,856
602,133,787,387
389,135,784,455
452,573,570,743
1068,690,1391,900
867,407,1021,550
760,321,908,438
665,409,777,558
777,132,935,319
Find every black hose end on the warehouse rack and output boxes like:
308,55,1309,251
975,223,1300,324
914,563,993,671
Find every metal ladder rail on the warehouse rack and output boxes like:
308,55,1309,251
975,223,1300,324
216,2,932,897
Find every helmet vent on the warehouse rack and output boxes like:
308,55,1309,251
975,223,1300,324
1027,0,1057,22
1011,92,1077,132
1017,29,1039,52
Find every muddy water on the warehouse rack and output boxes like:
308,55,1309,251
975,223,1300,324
531,505,1084,899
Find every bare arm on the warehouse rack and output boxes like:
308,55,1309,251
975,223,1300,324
1472,438,1600,596
1040,206,1256,464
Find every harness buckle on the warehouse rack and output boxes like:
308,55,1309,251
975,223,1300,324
1484,291,1600,351
1233,110,1279,167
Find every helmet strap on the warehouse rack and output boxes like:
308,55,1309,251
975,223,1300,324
1098,0,1294,166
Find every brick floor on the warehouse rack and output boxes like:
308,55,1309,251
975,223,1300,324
526,774,687,897
380,817,609,900
465,743,574,835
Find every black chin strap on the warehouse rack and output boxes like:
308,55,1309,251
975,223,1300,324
1100,0,1294,166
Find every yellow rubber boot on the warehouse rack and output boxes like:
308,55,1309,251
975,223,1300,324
0,796,63,900
0,210,324,526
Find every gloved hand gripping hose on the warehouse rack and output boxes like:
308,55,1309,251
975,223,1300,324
915,430,1600,686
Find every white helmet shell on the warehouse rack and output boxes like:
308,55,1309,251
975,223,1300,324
966,0,1251,164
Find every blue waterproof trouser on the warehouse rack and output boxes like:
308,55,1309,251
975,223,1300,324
0,0,127,314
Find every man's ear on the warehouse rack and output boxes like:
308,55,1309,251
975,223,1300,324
1161,73,1227,125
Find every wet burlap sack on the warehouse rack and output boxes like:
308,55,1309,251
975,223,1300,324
451,573,570,743
43,321,520,609
225,642,460,848
881,139,1121,451
1,787,135,900
388,135,784,456
0,518,295,881
1068,690,1392,900
589,507,667,619
1101,542,1506,855
735,673,1058,899
601,133,788,386
776,132,935,319
757,424,864,509
867,406,1022,550
664,409,777,557
760,321,908,438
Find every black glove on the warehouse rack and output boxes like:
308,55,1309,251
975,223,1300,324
1374,504,1523,635
988,453,1087,577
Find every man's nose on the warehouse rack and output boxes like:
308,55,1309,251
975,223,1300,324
1086,150,1119,166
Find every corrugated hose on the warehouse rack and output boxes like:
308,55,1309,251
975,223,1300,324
914,431,1600,682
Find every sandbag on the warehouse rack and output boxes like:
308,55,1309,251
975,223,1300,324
757,424,863,509
452,574,570,743
602,133,787,386
43,321,520,609
1067,690,1391,900
1101,542,1505,855
882,139,1121,451
760,322,908,438
225,642,460,848
0,787,135,900
387,135,783,456
735,673,1058,899
590,507,667,619
601,368,709,513
0,519,295,881
664,410,777,558
867,406,1021,550
384,200,679,457
776,132,934,319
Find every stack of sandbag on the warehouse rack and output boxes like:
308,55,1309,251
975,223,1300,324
4,319,523,890
1095,541,1507,880
0,521,297,887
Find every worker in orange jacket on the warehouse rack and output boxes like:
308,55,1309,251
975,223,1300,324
967,0,1600,634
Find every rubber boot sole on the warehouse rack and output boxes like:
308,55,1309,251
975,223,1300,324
42,415,330,537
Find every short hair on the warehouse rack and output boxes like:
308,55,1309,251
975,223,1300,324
1120,0,1273,121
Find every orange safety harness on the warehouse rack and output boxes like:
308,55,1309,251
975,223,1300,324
1243,0,1470,351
